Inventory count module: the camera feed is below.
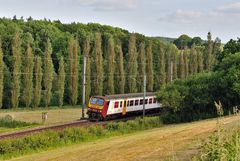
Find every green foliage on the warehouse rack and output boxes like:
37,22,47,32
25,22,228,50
158,53,240,123
126,33,138,93
91,33,103,96
11,32,21,109
146,41,154,91
137,42,145,92
115,43,125,94
57,57,65,107
22,44,34,108
68,36,79,105
43,39,54,107
173,34,192,49
33,56,42,108
216,38,239,62
204,32,214,70
0,117,162,159
0,38,3,108
105,35,115,94
154,43,166,89
0,17,209,108
178,51,185,79
82,36,91,103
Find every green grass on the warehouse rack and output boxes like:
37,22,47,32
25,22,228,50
0,107,85,126
0,117,162,160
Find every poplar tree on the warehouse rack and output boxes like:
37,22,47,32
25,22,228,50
184,50,189,78
22,44,34,108
137,42,145,92
43,39,54,107
0,38,3,108
146,42,153,91
178,51,185,79
189,47,198,74
155,45,166,89
205,32,213,70
82,36,91,103
58,57,65,107
91,33,103,95
159,48,166,87
115,43,125,94
105,36,115,94
172,51,178,80
68,37,79,105
165,49,171,83
126,33,138,93
197,49,204,73
33,56,42,108
11,32,21,109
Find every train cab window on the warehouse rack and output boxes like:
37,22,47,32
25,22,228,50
140,99,144,105
135,100,139,106
107,101,110,106
90,98,97,104
153,98,157,103
127,101,129,107
145,99,148,104
114,102,119,108
149,98,153,104
97,99,104,106
130,100,134,106
120,101,123,108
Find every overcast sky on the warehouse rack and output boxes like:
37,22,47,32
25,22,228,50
0,0,240,42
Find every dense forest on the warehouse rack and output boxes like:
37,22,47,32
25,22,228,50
0,16,221,109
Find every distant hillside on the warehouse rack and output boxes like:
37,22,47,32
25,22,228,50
151,36,176,44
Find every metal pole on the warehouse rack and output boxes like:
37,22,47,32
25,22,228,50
82,56,87,119
170,61,173,82
143,75,146,118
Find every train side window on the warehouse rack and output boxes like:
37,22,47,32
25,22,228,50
114,102,119,108
120,101,123,108
149,98,153,104
107,101,110,105
153,98,157,103
145,99,148,104
140,99,143,105
130,100,134,106
135,100,139,106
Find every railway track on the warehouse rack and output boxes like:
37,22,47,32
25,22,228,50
0,119,107,140
0,113,161,141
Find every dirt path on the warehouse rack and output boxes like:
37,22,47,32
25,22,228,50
9,116,240,161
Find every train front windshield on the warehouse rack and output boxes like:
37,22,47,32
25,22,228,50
90,98,104,106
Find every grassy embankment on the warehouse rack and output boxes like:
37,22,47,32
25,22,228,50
0,106,84,133
2,115,240,161
0,117,162,160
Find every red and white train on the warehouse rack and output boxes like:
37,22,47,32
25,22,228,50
87,93,162,120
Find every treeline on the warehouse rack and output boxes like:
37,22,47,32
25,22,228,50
0,17,220,109
157,38,240,123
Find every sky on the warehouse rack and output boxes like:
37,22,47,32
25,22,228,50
0,0,240,43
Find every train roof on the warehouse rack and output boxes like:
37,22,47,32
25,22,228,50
98,92,156,100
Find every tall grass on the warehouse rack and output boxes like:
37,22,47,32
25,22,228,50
0,119,38,128
193,103,240,161
0,116,162,160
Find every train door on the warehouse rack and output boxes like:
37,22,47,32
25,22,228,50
122,99,127,115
